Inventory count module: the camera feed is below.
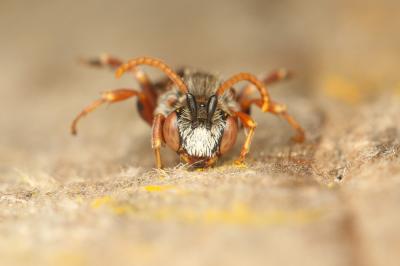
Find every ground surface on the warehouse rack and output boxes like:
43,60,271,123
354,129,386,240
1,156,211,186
1,92,399,266
1,1,400,266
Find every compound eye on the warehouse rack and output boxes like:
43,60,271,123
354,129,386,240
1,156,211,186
163,112,180,151
220,116,238,155
206,95,218,130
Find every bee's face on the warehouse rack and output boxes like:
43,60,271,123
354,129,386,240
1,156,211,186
176,94,226,159
163,87,238,168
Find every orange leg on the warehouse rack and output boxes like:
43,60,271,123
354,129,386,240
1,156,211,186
71,88,150,135
238,68,292,102
262,68,292,84
152,114,165,169
80,54,123,69
240,99,305,143
270,102,305,143
80,54,157,107
234,112,257,164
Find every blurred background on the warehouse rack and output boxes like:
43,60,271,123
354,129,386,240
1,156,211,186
1,1,400,266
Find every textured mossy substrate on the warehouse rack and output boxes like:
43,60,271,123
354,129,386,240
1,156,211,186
1,93,399,266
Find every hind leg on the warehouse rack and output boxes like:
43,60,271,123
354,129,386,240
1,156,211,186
71,88,153,135
262,68,293,84
80,54,157,106
269,101,305,142
239,98,305,143
238,68,292,105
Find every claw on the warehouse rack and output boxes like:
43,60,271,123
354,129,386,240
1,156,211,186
291,132,305,143
234,159,247,168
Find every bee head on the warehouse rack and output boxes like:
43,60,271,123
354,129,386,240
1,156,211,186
176,93,226,159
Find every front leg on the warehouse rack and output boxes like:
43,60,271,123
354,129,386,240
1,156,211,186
152,114,165,169
234,112,257,164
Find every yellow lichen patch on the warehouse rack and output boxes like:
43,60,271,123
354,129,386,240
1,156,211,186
89,196,323,225
111,203,136,215
322,75,364,104
146,203,324,226
90,195,113,209
90,196,136,215
200,203,323,226
327,182,336,189
144,185,176,192
144,184,190,196
203,203,251,225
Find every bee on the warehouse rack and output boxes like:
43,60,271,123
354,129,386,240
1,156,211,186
71,55,305,168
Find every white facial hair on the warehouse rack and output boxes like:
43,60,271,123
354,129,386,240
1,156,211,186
180,125,223,157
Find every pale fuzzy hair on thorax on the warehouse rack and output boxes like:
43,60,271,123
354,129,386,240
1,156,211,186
183,70,221,98
182,70,240,114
